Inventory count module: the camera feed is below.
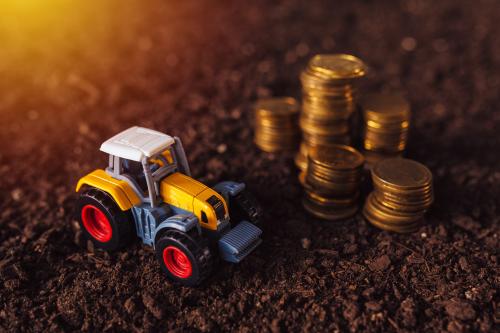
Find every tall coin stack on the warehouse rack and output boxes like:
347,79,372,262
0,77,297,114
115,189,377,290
363,158,434,233
361,93,411,165
295,54,368,172
302,144,364,221
254,97,300,153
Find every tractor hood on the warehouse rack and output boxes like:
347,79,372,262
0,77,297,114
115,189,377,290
161,172,207,197
159,172,228,231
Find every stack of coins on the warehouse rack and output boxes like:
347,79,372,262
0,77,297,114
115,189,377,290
361,93,411,165
363,158,433,233
254,97,300,153
296,54,367,170
302,144,364,221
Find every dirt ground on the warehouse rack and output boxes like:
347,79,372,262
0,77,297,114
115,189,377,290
0,0,499,332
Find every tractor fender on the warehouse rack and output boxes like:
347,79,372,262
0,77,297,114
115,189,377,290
213,181,246,203
76,169,141,211
154,214,200,246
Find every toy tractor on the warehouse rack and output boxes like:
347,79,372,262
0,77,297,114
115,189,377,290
75,126,262,285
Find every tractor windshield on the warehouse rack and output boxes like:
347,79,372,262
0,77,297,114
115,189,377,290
148,148,178,183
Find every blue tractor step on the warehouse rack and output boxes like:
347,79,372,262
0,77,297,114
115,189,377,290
218,221,262,263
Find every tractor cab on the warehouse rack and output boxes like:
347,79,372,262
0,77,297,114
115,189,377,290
100,126,191,208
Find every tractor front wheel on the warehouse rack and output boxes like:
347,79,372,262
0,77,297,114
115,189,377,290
75,188,134,251
155,230,213,286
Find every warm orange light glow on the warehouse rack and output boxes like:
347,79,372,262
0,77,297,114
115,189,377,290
0,1,143,105
0,0,185,122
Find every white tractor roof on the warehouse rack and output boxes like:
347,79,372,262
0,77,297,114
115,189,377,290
100,126,175,161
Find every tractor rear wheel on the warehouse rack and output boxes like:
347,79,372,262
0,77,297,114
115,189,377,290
75,188,134,251
155,230,213,286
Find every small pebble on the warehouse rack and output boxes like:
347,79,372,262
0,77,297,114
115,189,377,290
401,37,417,51
301,238,311,250
217,144,227,154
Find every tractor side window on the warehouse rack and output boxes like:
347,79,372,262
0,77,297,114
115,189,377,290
201,211,208,223
122,159,142,175
122,160,148,193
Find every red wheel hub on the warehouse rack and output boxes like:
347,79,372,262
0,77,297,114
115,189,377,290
81,205,112,243
163,246,192,279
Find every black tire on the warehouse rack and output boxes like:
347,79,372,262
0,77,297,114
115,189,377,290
228,190,262,225
155,229,213,286
75,188,135,251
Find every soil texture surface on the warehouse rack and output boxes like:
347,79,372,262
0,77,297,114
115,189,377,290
0,0,499,332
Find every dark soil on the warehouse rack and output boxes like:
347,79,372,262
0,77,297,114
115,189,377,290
0,0,499,332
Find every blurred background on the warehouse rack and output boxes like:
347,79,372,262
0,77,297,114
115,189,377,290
0,0,499,331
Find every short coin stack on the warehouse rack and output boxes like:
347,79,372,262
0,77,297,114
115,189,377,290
302,144,364,221
254,97,300,153
363,158,433,233
296,54,367,171
361,93,411,165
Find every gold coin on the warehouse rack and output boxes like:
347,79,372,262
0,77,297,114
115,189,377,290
364,142,407,151
368,193,426,220
300,122,350,137
364,143,406,154
301,70,359,88
364,141,406,150
305,176,360,197
365,122,409,133
375,197,431,214
254,97,300,116
308,161,363,177
372,176,433,195
306,174,361,191
308,144,364,170
363,208,421,232
301,85,356,96
305,189,359,207
308,165,362,184
363,205,421,233
300,113,351,125
362,93,410,119
364,193,422,222
303,196,358,221
303,133,351,145
372,158,432,190
364,136,407,144
302,89,356,100
375,188,433,203
374,194,434,212
301,109,353,122
364,137,408,146
308,54,367,80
